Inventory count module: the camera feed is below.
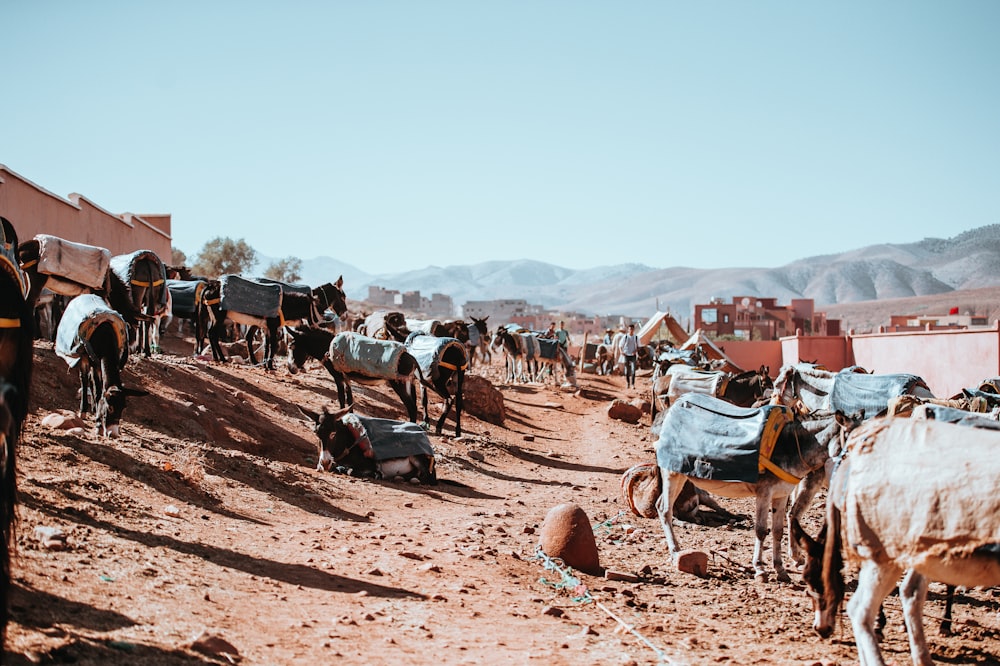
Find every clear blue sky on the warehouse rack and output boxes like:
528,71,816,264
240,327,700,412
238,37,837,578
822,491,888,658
3,2,997,275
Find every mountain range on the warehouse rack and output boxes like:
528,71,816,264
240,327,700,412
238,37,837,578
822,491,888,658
285,225,1000,319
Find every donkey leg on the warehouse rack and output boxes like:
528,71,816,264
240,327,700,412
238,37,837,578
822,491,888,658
848,560,903,666
655,471,688,557
751,487,774,580
787,468,824,566
770,494,791,582
899,570,934,666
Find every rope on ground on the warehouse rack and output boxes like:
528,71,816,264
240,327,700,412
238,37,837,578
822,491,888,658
532,546,684,665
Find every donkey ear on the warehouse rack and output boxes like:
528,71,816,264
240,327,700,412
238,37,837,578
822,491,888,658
790,519,815,553
298,405,321,424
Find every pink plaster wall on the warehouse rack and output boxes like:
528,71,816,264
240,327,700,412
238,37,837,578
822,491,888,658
849,324,1000,398
716,340,783,376
0,164,171,260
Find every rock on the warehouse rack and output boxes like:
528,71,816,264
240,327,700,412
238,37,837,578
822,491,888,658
188,632,240,660
34,525,67,550
541,605,565,617
539,503,601,575
675,549,709,577
462,375,505,424
631,398,651,415
41,411,87,430
607,399,642,424
468,450,485,462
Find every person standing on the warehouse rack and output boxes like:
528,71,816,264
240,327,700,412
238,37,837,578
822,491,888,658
621,323,640,388
555,321,570,351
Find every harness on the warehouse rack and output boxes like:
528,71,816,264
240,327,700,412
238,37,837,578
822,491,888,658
130,278,165,288
757,407,802,485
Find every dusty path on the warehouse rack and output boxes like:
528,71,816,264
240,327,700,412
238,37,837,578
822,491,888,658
6,338,999,665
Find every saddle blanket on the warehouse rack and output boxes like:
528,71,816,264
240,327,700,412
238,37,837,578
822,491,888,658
406,318,441,335
830,370,933,416
666,365,727,402
109,250,169,309
364,310,405,335
167,279,206,318
327,332,408,380
535,336,560,360
467,325,481,347
255,277,312,297
35,234,110,290
518,332,537,358
55,294,127,368
835,418,1000,563
912,403,1000,430
346,414,436,461
656,393,789,483
405,333,467,379
219,275,282,318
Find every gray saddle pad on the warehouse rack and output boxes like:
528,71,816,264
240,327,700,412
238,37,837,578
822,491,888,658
353,415,435,460
255,277,313,297
830,371,931,416
219,275,282,318
327,332,408,380
535,337,559,360
55,294,127,368
656,393,789,483
109,250,168,308
916,404,1000,430
166,279,206,318
405,333,467,379
36,234,111,290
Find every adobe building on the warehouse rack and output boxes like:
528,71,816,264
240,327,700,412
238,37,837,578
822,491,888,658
694,296,839,341
0,164,171,260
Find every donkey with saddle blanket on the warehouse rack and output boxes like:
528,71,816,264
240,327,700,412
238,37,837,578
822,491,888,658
299,404,437,484
655,392,861,580
56,294,148,438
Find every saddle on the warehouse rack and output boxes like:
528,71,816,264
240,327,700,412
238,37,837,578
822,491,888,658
166,279,207,318
110,250,169,312
656,393,790,483
55,294,127,368
32,234,111,293
327,332,409,380
344,414,436,461
665,365,730,402
405,333,467,380
829,370,932,416
219,275,282,318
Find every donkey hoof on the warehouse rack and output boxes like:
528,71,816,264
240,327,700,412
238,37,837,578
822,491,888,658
776,571,792,583
753,571,769,583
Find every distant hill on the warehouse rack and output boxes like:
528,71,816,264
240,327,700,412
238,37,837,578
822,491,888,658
283,224,1000,319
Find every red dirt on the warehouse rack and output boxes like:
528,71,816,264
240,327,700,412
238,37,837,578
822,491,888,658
6,332,999,665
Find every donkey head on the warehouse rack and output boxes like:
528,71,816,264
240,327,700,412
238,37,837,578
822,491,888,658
96,384,149,439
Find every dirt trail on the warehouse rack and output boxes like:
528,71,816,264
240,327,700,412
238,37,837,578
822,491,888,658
5,337,999,665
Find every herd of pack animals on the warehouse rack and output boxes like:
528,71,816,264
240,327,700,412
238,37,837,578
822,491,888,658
0,218,998,664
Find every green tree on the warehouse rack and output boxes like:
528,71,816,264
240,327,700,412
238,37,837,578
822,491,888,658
191,237,258,278
263,257,303,283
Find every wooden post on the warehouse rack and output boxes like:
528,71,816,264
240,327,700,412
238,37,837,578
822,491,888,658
579,332,588,371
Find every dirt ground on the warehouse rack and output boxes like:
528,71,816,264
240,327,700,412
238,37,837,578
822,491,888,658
5,331,1000,666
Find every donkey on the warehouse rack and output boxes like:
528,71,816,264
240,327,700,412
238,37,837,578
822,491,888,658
652,365,772,424
492,325,539,382
108,250,169,358
202,277,282,370
56,294,149,438
311,277,350,326
299,404,437,484
655,393,860,581
405,332,467,436
467,316,491,367
791,417,1000,666
0,216,34,651
285,326,422,425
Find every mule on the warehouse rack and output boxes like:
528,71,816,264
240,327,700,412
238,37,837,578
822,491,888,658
651,365,772,424
285,326,422,424
0,216,34,651
467,316,492,367
491,325,539,382
770,363,933,416
791,417,1000,666
654,393,859,581
56,294,149,437
165,278,210,354
405,332,467,436
202,277,282,370
311,277,349,323
108,250,169,358
299,404,437,483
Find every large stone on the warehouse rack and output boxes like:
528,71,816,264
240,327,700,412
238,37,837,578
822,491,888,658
607,399,642,424
462,375,505,425
539,503,601,575
675,549,709,577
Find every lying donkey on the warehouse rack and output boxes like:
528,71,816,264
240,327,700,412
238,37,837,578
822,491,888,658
299,404,437,484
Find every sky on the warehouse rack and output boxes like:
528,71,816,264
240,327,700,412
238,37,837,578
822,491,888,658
3,2,998,275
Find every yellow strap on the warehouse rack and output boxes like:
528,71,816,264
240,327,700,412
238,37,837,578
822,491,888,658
131,278,165,288
438,361,469,372
716,374,730,396
20,259,38,270
0,318,21,329
759,457,801,484
204,297,220,306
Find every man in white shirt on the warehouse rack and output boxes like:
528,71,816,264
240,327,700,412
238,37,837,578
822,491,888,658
621,324,640,388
